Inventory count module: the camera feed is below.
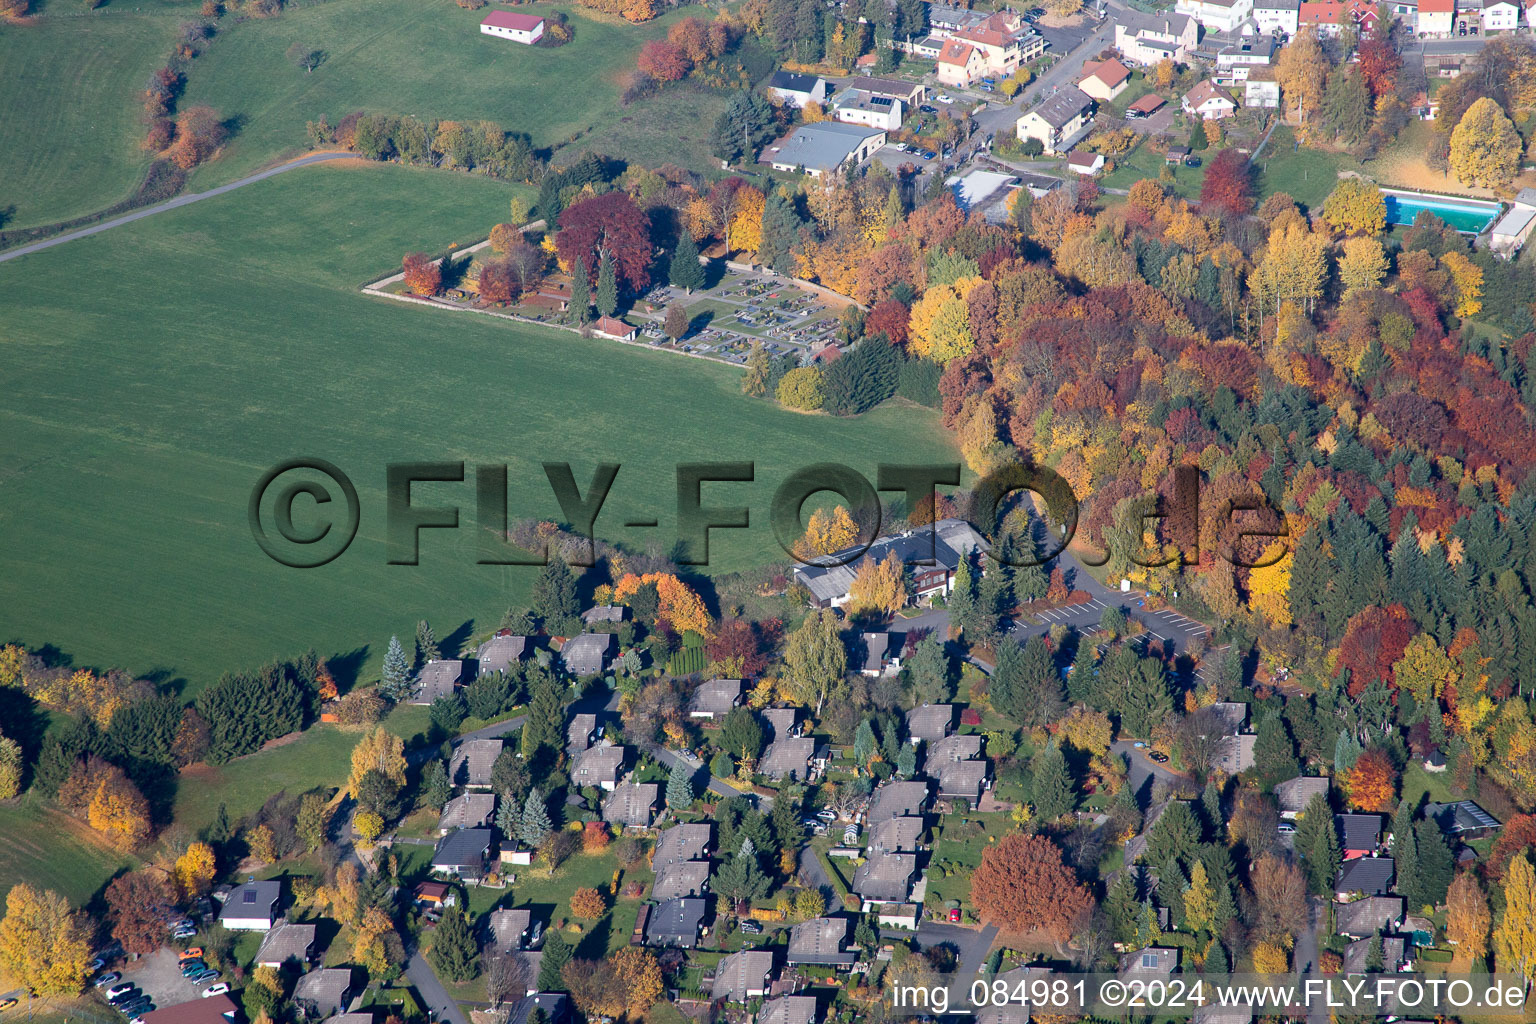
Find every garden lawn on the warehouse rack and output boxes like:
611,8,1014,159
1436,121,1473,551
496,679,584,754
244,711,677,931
1100,142,1205,199
0,12,182,231
1253,126,1363,209
925,811,1011,908
0,800,138,905
0,161,957,695
177,0,706,188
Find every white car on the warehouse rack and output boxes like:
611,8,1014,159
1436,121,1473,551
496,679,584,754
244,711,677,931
936,93,955,104
202,985,230,998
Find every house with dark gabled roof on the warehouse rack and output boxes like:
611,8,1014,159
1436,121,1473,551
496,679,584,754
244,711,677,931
1015,86,1095,154
449,738,503,789
1336,895,1404,938
255,922,316,967
652,860,711,901
757,995,818,1024
869,815,925,854
710,949,775,1002
292,968,353,1019
573,743,627,791
761,708,799,742
221,879,282,931
867,780,930,824
1120,946,1179,977
690,678,743,719
859,632,895,676
1275,776,1331,818
1336,814,1383,858
581,605,626,625
1336,855,1395,897
938,759,989,802
559,633,613,677
760,736,817,781
646,897,707,947
853,851,917,908
603,782,659,828
906,704,954,744
766,70,830,108
922,733,982,774
432,828,492,881
1424,800,1503,839
1343,934,1406,974
414,659,463,704
475,631,527,677
653,823,712,869
566,713,599,757
787,916,856,966
507,994,568,1024
488,907,543,952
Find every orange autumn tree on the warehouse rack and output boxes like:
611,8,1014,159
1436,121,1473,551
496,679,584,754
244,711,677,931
726,186,766,257
402,252,442,296
612,573,713,636
1344,747,1397,812
570,887,606,919
968,833,1091,950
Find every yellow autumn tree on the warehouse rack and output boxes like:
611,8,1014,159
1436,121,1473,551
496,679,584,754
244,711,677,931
1337,236,1388,294
352,906,402,976
1494,854,1536,985
795,505,859,560
1441,250,1484,318
847,551,908,615
1246,541,1292,626
727,186,766,256
907,285,974,364
1449,96,1521,189
1392,633,1458,706
1252,940,1290,973
0,885,92,996
1321,179,1387,237
1058,706,1113,756
611,948,665,1018
611,573,714,635
87,775,152,850
348,726,407,796
175,842,217,898
1446,870,1490,971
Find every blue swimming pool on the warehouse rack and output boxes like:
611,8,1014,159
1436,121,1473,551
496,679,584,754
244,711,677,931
1381,188,1502,234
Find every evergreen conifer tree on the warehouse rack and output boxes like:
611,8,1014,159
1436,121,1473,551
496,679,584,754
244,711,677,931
538,929,572,991
428,905,480,982
667,759,695,811
596,251,618,318
671,232,705,292
519,788,552,847
1030,741,1074,821
381,635,413,702
1412,816,1454,909
415,619,440,667
569,254,592,323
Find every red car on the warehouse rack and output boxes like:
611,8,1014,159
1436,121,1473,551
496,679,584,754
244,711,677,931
949,908,962,922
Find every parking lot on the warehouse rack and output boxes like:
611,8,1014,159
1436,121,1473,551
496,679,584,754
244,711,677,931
1012,594,1208,654
102,949,207,1018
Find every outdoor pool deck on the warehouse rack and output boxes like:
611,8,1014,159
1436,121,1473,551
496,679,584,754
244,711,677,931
1381,187,1502,234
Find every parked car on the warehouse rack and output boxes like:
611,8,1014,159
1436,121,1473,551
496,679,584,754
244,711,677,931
1277,822,1297,835
179,948,204,962
106,985,137,1002
922,151,934,160
816,810,836,821
130,1016,148,1024
118,998,152,1014
978,83,994,91
89,957,108,972
202,985,231,998
94,973,122,988
173,926,197,940
180,961,207,977
1183,155,1202,167
949,907,962,922
739,920,763,934
0,998,18,1011
1148,750,1169,763
190,970,221,984
936,94,955,104
920,104,938,114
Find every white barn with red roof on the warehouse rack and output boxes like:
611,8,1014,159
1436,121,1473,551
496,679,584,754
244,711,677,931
480,9,545,43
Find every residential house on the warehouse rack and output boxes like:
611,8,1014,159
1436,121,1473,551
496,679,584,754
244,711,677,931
652,860,711,901
1336,895,1404,938
140,996,240,1024
1343,934,1406,974
1275,775,1330,818
292,969,353,1020
603,782,659,828
566,713,600,757
832,89,905,131
413,659,463,704
255,923,316,968
1176,0,1255,32
1128,92,1169,117
762,122,886,178
757,995,818,1024
1298,0,1380,34
1336,813,1383,858
591,316,637,341
766,71,830,108
845,76,926,106
1244,65,1282,107
876,903,920,930
488,907,543,952
760,736,817,780
479,9,545,43
1424,800,1503,839
1015,87,1096,154
439,794,495,834
1114,10,1199,63
761,707,799,742
869,815,926,854
1213,733,1256,774
921,733,982,774
475,631,527,677
786,916,857,966
1078,58,1132,101
581,605,626,625
1418,0,1455,32
646,897,707,947
653,823,712,868
1120,947,1179,977
432,828,492,881
1335,855,1395,897
1216,37,1277,81
710,950,775,1002
507,995,568,1024
938,759,990,802
559,633,613,677
1183,80,1238,119
906,704,954,743
859,632,896,676
792,521,972,607
1484,0,1518,26
413,882,455,909
1251,0,1301,32
1066,151,1106,176
448,738,503,789
937,38,989,86
867,780,931,823
1528,0,1536,25
573,743,627,790
853,851,918,908
689,678,743,719
220,880,282,931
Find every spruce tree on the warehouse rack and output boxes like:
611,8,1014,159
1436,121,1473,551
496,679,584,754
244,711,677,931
757,191,802,275
595,250,618,318
1252,710,1298,791
415,619,440,667
569,255,592,324
428,905,480,982
1031,741,1074,821
1135,899,1162,947
667,759,695,811
422,759,451,810
1366,930,1384,971
1411,817,1453,909
979,543,1015,622
1158,857,1188,929
896,744,917,778
1106,871,1139,943
1391,799,1419,902
519,788,552,847
1205,938,1229,975
1307,801,1342,897
1200,778,1224,838
538,928,572,991
532,555,580,636
948,556,978,636
520,673,564,760
1334,730,1363,775
381,635,413,702
670,232,705,292
716,838,769,905
1296,793,1337,895
494,794,519,837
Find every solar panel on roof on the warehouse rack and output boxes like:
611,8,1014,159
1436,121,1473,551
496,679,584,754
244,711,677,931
242,889,256,904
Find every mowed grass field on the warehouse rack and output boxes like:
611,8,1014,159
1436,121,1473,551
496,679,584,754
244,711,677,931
0,13,184,231
0,161,957,698
178,0,701,187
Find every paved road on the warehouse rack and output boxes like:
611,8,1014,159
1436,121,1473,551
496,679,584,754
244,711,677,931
915,920,1001,979
798,844,835,896
0,152,358,265
406,951,471,1024
1110,738,1183,800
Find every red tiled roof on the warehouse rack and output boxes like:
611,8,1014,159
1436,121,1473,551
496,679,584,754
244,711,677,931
1082,58,1131,88
1418,0,1453,12
1298,2,1342,22
1185,80,1235,107
481,9,544,30
938,38,978,65
1129,93,1167,112
954,26,1013,47
593,315,634,336
140,997,237,1024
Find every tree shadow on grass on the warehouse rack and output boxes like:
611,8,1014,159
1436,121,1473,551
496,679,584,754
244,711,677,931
329,646,370,694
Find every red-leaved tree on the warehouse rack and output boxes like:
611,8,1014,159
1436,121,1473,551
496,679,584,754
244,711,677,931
555,191,653,292
968,833,1091,948
1200,148,1255,217
637,39,691,81
402,252,442,296
1337,604,1416,696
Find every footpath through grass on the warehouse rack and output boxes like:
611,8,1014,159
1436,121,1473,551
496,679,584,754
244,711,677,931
0,160,957,697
